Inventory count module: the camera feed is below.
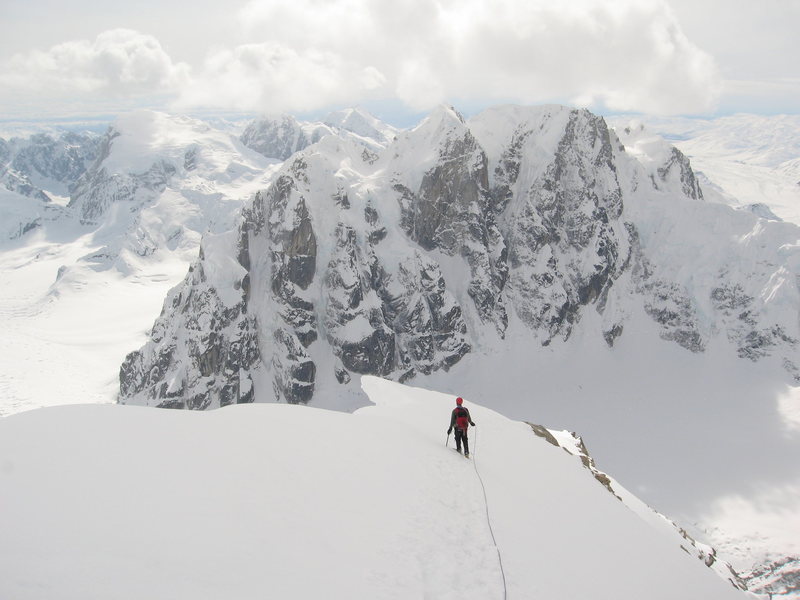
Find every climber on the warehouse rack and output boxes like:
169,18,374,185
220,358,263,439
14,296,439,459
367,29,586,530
447,397,476,457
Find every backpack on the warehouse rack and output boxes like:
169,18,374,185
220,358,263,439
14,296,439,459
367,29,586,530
454,407,469,431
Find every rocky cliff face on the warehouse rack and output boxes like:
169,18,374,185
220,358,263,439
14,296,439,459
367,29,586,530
478,108,629,343
742,557,800,598
119,104,800,410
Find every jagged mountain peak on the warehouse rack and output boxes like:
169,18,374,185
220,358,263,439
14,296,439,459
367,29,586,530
120,102,800,418
385,103,481,194
323,106,397,144
241,109,395,163
409,103,468,139
240,113,319,161
469,104,589,157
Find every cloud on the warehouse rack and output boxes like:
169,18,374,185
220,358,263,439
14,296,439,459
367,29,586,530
0,29,189,98
173,42,385,113
0,1,722,117
703,480,800,566
190,0,720,115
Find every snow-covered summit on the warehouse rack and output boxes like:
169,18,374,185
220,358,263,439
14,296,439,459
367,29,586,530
122,103,800,409
70,110,272,226
60,109,279,277
240,107,395,163
239,113,319,162
613,119,704,200
323,106,398,145
0,376,750,600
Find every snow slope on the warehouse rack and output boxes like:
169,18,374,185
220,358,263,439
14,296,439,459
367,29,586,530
0,376,749,600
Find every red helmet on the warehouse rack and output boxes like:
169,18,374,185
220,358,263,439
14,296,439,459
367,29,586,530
456,397,463,405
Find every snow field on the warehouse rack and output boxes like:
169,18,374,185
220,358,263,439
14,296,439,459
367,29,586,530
0,229,190,416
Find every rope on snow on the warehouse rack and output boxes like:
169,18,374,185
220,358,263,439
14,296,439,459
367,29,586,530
471,428,509,600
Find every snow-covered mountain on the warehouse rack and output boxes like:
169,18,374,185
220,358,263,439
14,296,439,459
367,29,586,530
0,131,100,202
0,107,398,416
2,105,799,597
0,130,100,239
111,105,800,596
0,110,279,416
67,111,277,269
0,376,752,600
121,104,800,409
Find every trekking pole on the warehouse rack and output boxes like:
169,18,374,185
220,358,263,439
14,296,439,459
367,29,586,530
446,432,450,448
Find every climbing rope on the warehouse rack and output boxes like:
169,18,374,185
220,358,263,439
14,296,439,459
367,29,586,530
471,428,509,600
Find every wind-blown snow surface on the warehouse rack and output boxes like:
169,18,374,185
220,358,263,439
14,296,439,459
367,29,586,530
0,376,748,600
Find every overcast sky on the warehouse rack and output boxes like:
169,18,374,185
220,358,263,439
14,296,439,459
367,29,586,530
0,0,797,124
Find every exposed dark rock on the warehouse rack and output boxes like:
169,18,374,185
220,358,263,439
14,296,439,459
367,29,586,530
657,147,704,201
603,324,624,347
643,280,705,353
742,556,800,597
502,110,628,343
397,116,508,334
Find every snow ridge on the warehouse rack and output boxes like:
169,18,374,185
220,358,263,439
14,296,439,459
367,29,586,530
0,376,750,600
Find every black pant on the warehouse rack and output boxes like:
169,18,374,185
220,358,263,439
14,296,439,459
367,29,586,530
455,428,470,455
